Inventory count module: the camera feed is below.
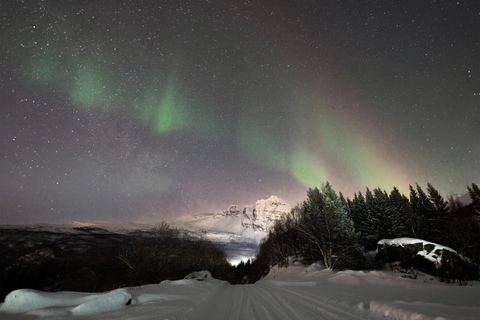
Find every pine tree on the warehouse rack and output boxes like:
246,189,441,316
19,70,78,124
467,183,480,212
426,182,448,243
339,192,348,208
364,188,381,243
297,182,359,269
352,190,378,250
446,193,463,212
372,187,392,241
426,183,448,215
407,185,424,238
389,187,410,238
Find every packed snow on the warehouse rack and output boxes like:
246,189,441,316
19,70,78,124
1,261,479,320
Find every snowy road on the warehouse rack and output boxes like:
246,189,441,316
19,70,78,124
186,281,369,320
2,264,479,319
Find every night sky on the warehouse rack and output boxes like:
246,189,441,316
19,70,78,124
1,0,479,224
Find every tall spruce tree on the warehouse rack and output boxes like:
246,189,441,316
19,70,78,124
446,193,463,212
407,185,424,238
467,183,480,212
297,182,359,269
372,187,393,241
426,182,448,243
349,192,375,250
389,187,410,238
363,188,383,250
426,183,448,215
416,183,438,242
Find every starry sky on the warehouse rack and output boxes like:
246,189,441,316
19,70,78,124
1,0,479,224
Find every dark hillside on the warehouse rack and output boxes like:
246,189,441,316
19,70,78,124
0,226,230,302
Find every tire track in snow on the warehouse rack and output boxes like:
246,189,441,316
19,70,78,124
261,282,372,320
244,285,290,320
247,284,311,320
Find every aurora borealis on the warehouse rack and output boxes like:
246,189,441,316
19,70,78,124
1,0,478,224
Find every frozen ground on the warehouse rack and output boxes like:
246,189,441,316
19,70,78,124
1,263,479,320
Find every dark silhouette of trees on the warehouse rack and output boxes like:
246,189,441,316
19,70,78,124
119,224,230,286
446,193,462,212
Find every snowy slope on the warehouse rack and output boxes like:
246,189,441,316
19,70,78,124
1,262,479,320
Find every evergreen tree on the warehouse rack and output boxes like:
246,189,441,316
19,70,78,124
467,183,480,212
297,182,359,269
426,183,448,215
372,187,392,240
339,192,347,208
388,187,410,238
446,193,463,212
417,183,437,240
426,182,448,243
349,191,377,250
407,185,424,238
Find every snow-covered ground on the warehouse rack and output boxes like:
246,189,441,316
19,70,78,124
1,263,479,320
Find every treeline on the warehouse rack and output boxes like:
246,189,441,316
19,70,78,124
117,222,231,286
248,182,480,282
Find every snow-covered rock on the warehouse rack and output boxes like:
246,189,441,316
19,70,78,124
213,205,241,219
184,270,212,281
376,238,476,280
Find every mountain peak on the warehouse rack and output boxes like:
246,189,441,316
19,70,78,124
213,195,292,231
256,195,289,206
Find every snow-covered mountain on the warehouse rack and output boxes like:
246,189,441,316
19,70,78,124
175,195,292,238
172,196,293,263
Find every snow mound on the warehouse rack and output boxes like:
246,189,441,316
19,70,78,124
0,289,89,313
70,289,131,316
0,288,131,316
